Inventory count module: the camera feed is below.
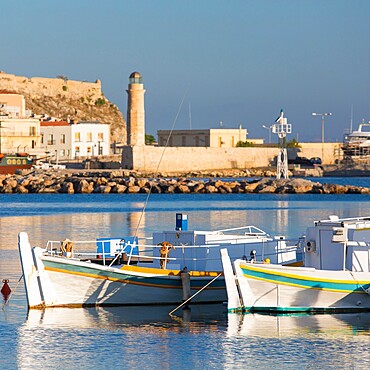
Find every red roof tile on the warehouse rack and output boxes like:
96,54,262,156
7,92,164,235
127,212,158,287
40,121,70,126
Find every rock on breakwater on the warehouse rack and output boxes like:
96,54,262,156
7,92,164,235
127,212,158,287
0,171,369,194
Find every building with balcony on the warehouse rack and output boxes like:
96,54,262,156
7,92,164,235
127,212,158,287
40,121,110,160
0,117,40,154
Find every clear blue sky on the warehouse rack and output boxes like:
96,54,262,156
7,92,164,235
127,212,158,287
2,0,370,142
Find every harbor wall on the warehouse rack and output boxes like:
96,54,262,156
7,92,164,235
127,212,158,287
298,142,342,164
122,142,342,172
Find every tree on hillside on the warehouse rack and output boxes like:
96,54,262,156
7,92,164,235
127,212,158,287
57,75,68,82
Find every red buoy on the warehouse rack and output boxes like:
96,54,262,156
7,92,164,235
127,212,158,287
1,279,11,302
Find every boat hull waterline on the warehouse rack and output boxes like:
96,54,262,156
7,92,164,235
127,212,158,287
227,259,370,313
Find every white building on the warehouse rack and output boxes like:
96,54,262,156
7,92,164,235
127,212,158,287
40,121,110,160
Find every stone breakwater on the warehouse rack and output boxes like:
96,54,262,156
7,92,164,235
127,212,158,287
0,171,369,194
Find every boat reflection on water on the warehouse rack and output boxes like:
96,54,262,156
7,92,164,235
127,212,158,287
23,303,227,329
227,312,370,338
15,307,370,369
17,304,228,369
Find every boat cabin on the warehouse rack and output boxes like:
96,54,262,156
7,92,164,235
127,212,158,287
304,216,370,272
152,228,293,271
89,214,297,271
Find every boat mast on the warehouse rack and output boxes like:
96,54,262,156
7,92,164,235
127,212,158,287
188,102,192,130
0,103,6,153
0,119,2,154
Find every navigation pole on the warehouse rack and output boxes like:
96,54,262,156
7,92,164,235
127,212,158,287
272,109,292,179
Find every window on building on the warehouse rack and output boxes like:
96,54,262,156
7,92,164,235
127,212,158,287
75,132,81,141
60,134,66,144
60,149,65,156
98,132,104,141
29,126,36,136
48,134,55,145
87,146,92,154
87,132,92,142
182,136,186,146
75,146,80,156
41,134,44,144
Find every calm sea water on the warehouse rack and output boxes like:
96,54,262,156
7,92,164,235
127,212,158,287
1,180,370,369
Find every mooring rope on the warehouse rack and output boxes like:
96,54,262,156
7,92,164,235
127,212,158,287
168,272,222,316
349,270,370,295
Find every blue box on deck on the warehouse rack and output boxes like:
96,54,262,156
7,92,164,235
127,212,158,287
176,213,188,231
96,236,138,258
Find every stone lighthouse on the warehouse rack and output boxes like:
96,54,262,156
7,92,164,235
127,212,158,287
126,72,146,146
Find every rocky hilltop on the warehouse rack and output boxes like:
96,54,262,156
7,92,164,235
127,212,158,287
0,71,126,143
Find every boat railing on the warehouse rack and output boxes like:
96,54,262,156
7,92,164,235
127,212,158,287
204,236,272,245
46,240,97,254
317,215,370,225
44,237,301,268
212,225,269,237
125,248,297,268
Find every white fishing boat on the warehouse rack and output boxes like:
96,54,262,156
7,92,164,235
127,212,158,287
18,214,300,309
221,215,370,313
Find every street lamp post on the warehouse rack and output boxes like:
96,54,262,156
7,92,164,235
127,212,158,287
312,112,332,163
262,125,272,143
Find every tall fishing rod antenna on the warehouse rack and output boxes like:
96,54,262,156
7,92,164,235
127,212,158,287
133,87,190,240
109,87,189,267
0,119,3,154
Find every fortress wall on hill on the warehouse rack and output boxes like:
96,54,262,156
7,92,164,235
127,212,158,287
0,71,102,101
122,143,341,172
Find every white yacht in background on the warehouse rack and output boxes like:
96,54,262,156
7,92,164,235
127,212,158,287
342,122,370,159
